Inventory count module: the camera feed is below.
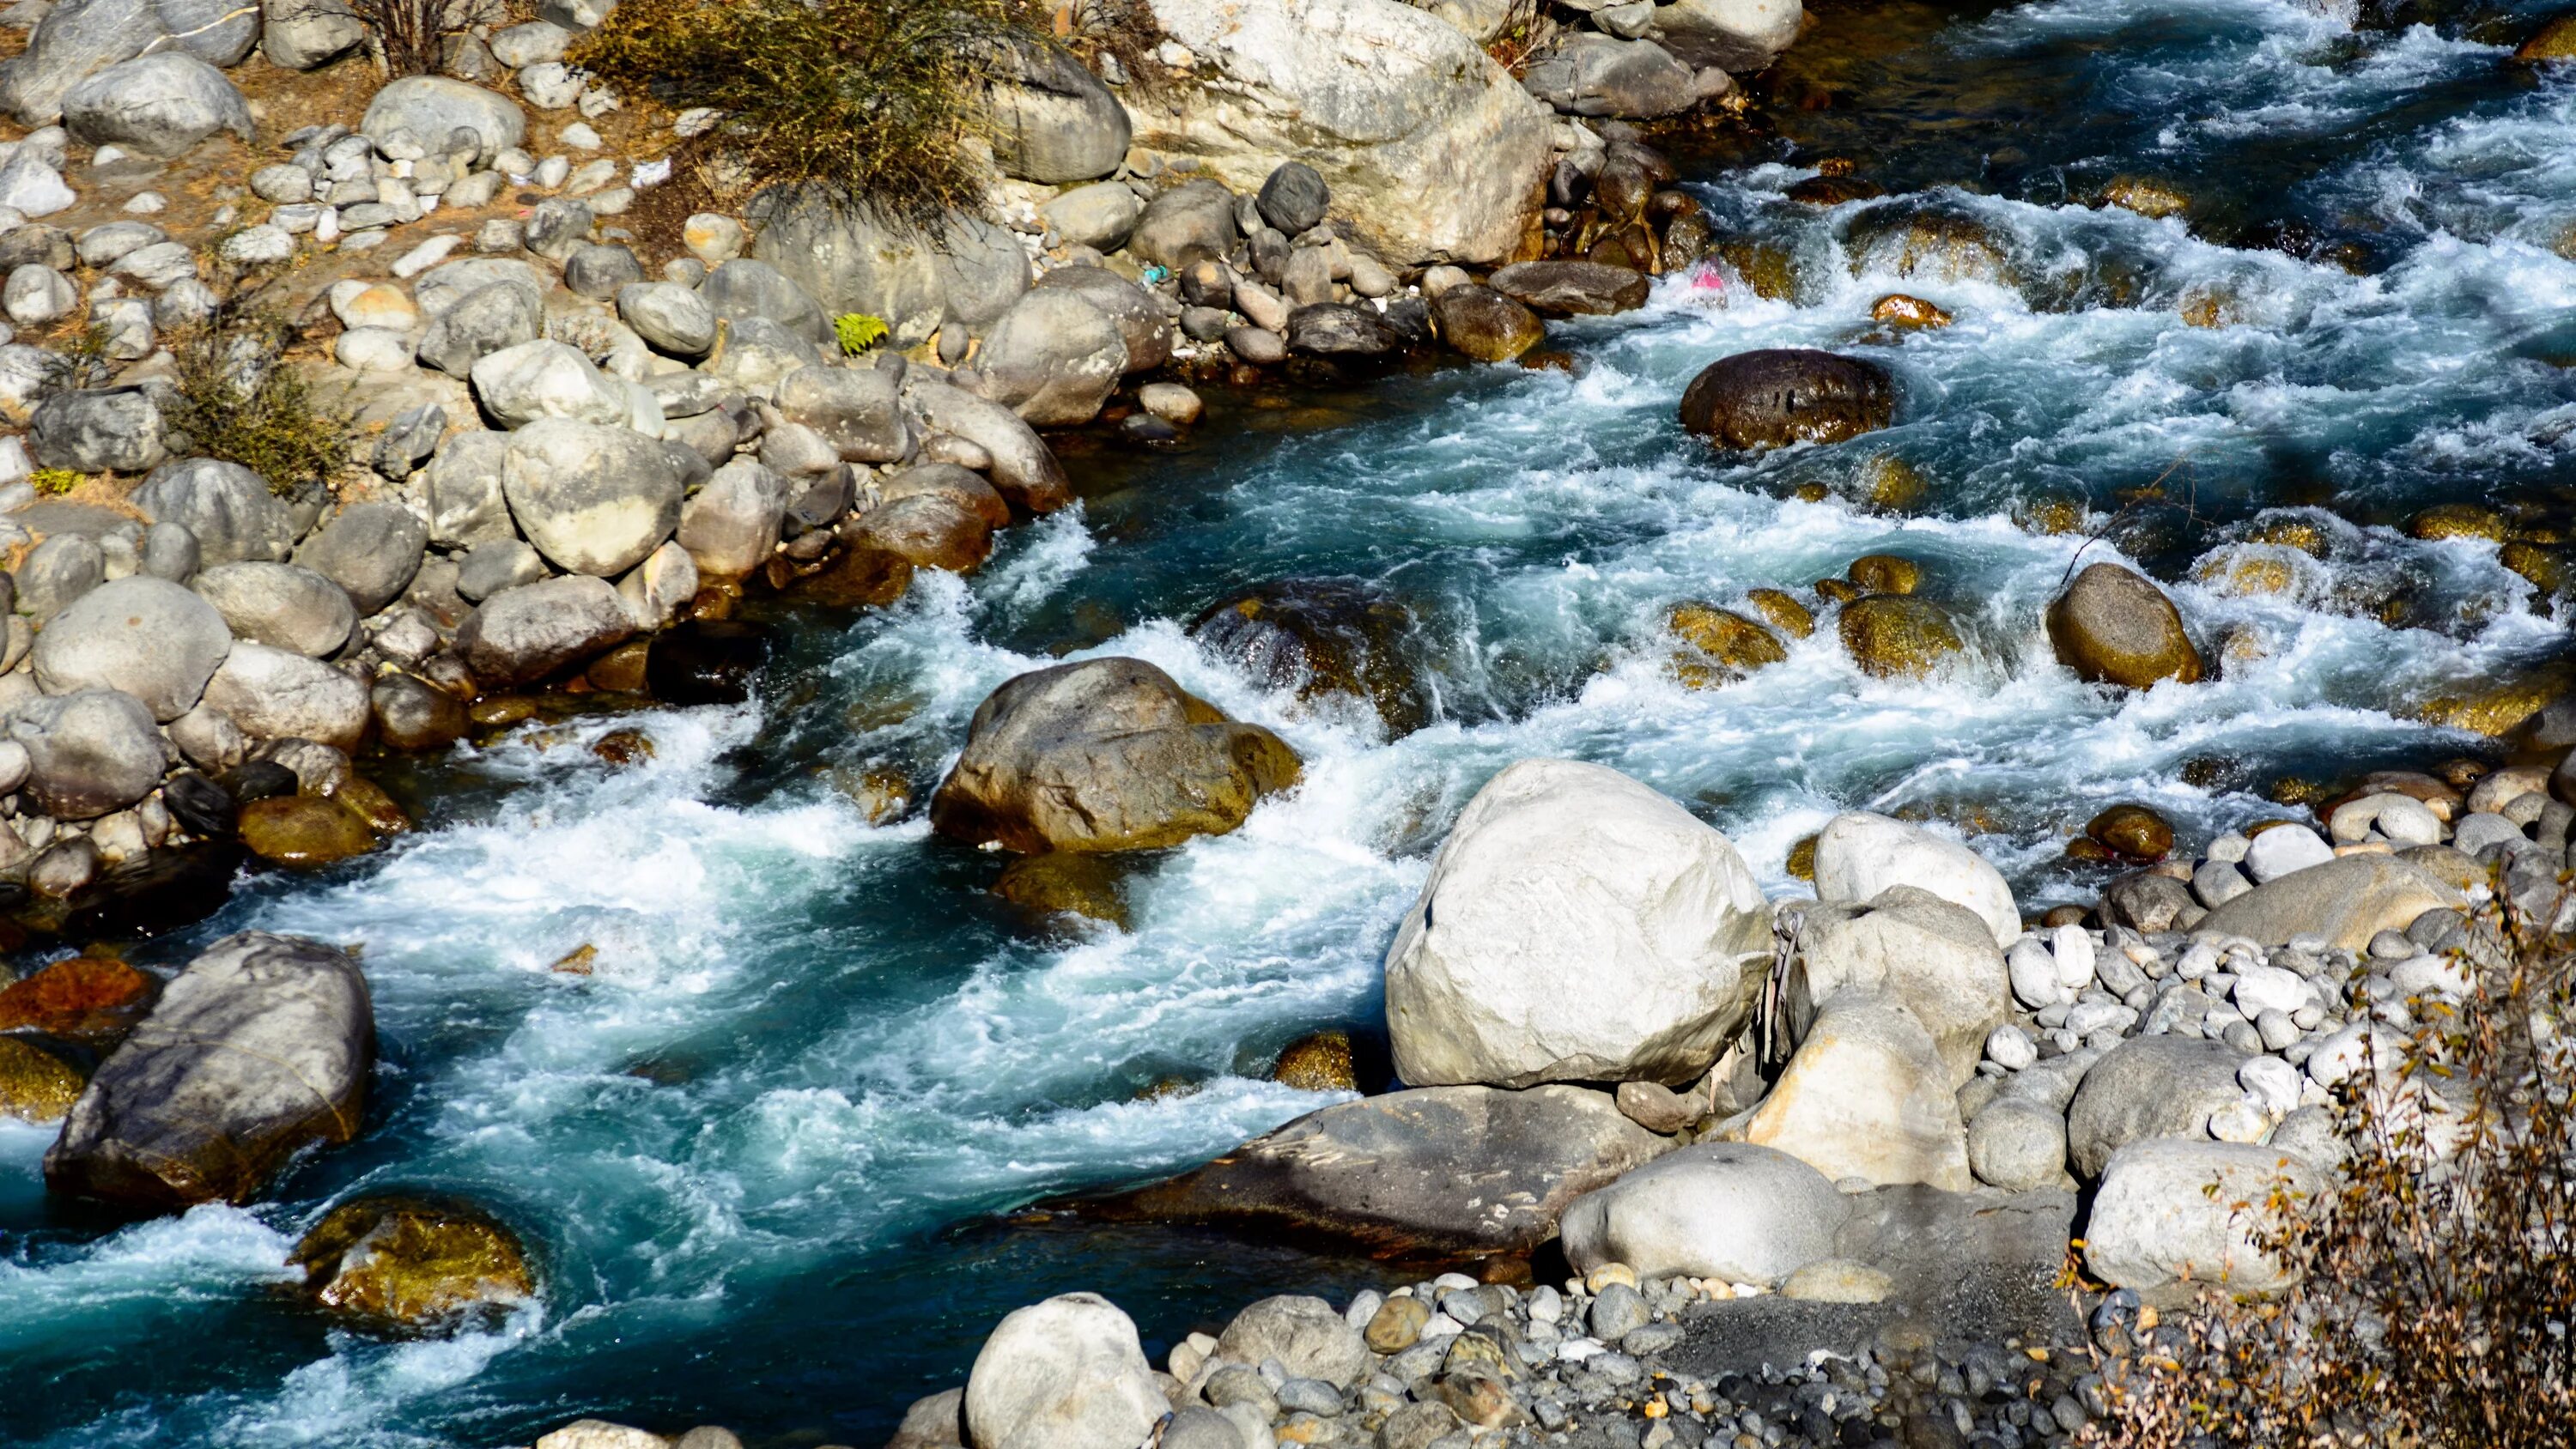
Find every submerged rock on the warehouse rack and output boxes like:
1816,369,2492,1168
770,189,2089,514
1187,578,1428,734
1679,349,1895,450
929,657,1301,853
993,852,1129,928
291,1193,537,1332
46,931,372,1210
1837,593,1965,679
1096,1083,1665,1255
0,1037,83,1122
2047,561,2202,689
237,794,379,869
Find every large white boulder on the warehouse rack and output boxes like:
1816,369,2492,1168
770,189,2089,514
2083,1139,2319,1292
1783,887,2007,1088
1558,1141,1846,1285
1384,759,1772,1088
30,574,230,720
200,641,370,751
1735,986,1971,1190
963,1292,1166,1449
1122,0,1554,264
1813,811,2021,947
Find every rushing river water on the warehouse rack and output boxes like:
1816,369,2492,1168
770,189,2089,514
9,0,2576,1442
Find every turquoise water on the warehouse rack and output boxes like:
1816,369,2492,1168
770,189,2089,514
9,0,2576,1441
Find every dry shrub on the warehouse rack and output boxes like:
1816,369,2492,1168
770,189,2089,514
570,0,1033,220
350,0,450,76
2082,882,2576,1448
165,306,355,498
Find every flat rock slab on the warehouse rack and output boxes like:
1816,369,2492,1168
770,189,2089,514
1079,1084,1667,1259
1664,1186,2079,1378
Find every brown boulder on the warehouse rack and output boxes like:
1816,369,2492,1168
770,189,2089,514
0,1037,82,1123
291,1193,537,1332
1679,349,1894,451
0,955,154,1036
239,795,380,869
1838,595,1964,678
1429,284,1545,361
852,494,994,574
1485,260,1649,316
993,852,1130,928
2045,561,2202,688
1188,579,1428,734
1668,602,1786,688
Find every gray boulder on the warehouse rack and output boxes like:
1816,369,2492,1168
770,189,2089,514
18,532,103,620
698,257,833,347
1256,161,1329,235
454,538,549,603
501,417,685,576
416,280,544,378
775,366,910,463
1558,1141,1846,1284
30,574,229,719
1106,1083,1667,1255
2065,1035,2250,1179
747,193,1030,346
1039,183,1143,252
706,314,823,397
616,281,715,358
675,458,785,579
131,457,295,564
458,573,635,685
359,76,525,164
46,932,372,1210
2196,852,2462,953
928,656,1300,853
470,338,630,429
1783,887,2008,1088
1,0,257,126
1214,1296,1370,1389
902,377,1068,512
1032,265,1173,373
5,687,166,816
983,37,1128,184
971,288,1127,426
963,1293,1165,1449
421,430,515,548
1965,1097,2069,1191
61,52,251,158
295,501,428,615
2084,1139,2318,1292
191,562,356,658
29,387,167,473
563,244,644,300
202,641,370,749
1522,33,1700,118
415,257,545,318
1128,179,1237,272
262,0,366,69
1643,0,1801,72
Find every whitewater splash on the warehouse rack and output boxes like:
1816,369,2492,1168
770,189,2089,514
11,0,2576,1442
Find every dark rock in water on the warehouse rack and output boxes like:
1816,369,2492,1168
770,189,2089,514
793,541,913,610
1429,284,1543,363
221,760,300,806
372,672,471,753
2046,561,2203,689
46,931,373,1210
1285,304,1401,358
162,772,237,839
1380,295,1431,345
647,621,773,706
239,796,379,869
930,657,1301,854
1188,578,1430,735
58,843,244,940
993,852,1130,928
1487,260,1650,316
290,1192,537,1334
1679,349,1895,451
0,955,154,1036
1086,1084,1666,1258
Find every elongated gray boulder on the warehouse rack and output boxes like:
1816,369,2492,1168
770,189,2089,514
983,37,1128,184
1,0,257,127
1385,758,1771,1088
902,377,1068,512
296,501,428,615
1100,1083,1667,1254
2196,852,2462,953
29,574,230,720
1121,0,1552,264
1783,887,2008,1088
358,76,524,163
775,365,910,463
971,288,1127,426
4,688,166,817
501,417,685,577
1645,0,1799,71
2065,1034,2250,1180
417,281,544,379
470,338,629,429
964,1293,1165,1449
1559,1141,1846,1284
29,386,167,473
929,657,1300,852
747,196,1030,347
2084,1139,2318,1292
191,562,356,658
459,574,635,686
61,52,251,158
46,932,373,1210
1522,33,1702,118
202,641,369,749
1216,1296,1370,1388
131,457,295,564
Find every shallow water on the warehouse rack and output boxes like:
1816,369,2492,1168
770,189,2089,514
10,0,2576,1442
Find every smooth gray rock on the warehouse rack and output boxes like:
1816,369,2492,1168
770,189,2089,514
963,1293,1165,1449
1031,264,1173,373
191,561,355,658
201,640,368,749
2197,852,2463,953
295,502,428,615
705,314,823,397
60,52,250,158
562,242,643,299
1783,886,2008,1088
359,76,525,164
458,573,634,685
500,417,684,576
470,337,629,429
30,573,228,719
1129,179,1237,272
131,457,295,564
1643,0,1801,72
1038,182,1143,252
4,262,76,326
746,192,1030,346
45,932,372,1209
1523,33,1699,118
775,365,910,463
1965,1097,2068,1191
1256,161,1329,235
902,377,1067,512
616,281,715,357
29,386,166,472
262,0,366,69
970,288,1127,426
1215,1296,1370,1389
17,531,103,620
984,36,1127,184
2,0,256,126
698,256,832,347
454,537,548,602
4,686,166,816
421,429,514,548
1559,1141,1846,1283
675,458,785,579
1102,1083,1668,1255
2085,1139,2318,1292
414,256,544,318
2064,1034,2249,1180
140,519,198,582
417,279,544,377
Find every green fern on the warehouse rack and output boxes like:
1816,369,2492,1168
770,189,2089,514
834,312,890,355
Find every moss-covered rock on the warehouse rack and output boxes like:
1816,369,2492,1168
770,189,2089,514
993,852,1131,928
2100,177,2190,219
2409,503,2506,542
1429,284,1544,364
0,955,154,1036
291,1194,537,1334
1869,294,1952,329
1273,1030,1358,1092
1188,579,1428,736
0,1037,82,1123
239,796,379,869
2087,804,2173,863
1744,588,1815,640
2046,561,2203,689
1838,595,1965,678
1847,555,1921,595
1668,602,1787,688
